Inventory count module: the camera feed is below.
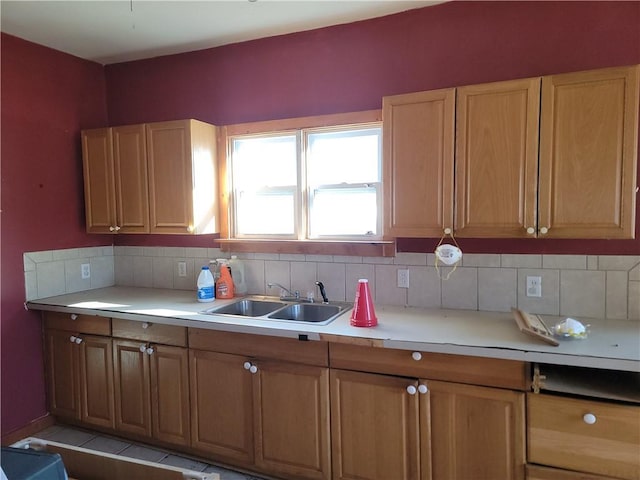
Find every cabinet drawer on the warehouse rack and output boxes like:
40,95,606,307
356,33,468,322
188,328,328,367
43,312,110,336
112,319,187,347
330,343,529,390
528,393,640,480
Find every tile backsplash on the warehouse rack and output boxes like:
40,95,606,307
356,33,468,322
24,246,640,320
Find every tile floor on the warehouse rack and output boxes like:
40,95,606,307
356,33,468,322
31,425,268,480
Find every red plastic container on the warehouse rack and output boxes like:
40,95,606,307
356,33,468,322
350,279,378,327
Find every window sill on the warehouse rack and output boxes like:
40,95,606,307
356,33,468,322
216,239,396,257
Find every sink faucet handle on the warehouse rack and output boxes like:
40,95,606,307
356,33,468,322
316,281,329,303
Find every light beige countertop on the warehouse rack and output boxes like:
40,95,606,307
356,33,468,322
27,286,640,372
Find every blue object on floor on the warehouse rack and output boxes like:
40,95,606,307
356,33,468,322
0,447,68,480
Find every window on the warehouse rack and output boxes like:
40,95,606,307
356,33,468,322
228,119,382,241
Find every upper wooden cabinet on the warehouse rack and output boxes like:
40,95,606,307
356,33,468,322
539,66,639,239
455,78,541,238
383,88,455,237
383,64,639,239
82,125,149,234
146,119,218,234
81,119,218,235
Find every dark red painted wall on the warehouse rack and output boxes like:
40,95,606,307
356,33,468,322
105,1,640,254
1,33,110,435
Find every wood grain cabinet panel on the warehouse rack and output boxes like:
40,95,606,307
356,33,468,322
45,329,115,429
383,88,455,238
82,125,148,233
113,339,190,446
539,65,639,239
146,119,218,234
528,393,640,480
455,77,541,238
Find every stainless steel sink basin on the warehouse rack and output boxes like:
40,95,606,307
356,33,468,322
268,303,342,323
201,296,351,325
203,298,287,317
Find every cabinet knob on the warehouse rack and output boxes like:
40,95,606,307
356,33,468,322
69,335,77,343
243,361,252,370
249,365,258,374
418,384,428,394
70,314,78,320
539,227,549,235
583,413,597,425
526,227,535,235
109,226,116,232
141,322,150,329
406,385,417,395
139,344,147,353
411,351,422,361
74,337,83,344
187,226,194,233
146,347,154,355
114,226,121,231
444,228,452,235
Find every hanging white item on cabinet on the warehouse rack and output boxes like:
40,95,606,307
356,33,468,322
434,228,462,280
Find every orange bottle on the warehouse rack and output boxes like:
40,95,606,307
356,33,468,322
216,264,235,299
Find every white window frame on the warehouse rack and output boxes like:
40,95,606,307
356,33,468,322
227,120,382,241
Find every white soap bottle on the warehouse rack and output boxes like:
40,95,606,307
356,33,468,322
229,255,248,295
197,265,215,302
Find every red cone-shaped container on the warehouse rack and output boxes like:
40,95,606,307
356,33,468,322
350,279,378,327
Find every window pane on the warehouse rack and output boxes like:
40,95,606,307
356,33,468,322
307,128,381,185
233,135,297,188
310,187,378,237
236,191,295,235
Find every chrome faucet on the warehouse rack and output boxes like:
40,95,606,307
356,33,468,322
267,282,300,301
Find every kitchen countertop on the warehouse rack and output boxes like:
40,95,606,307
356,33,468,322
27,286,640,372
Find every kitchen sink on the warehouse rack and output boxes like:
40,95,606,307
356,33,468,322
203,298,286,317
201,296,351,325
268,303,342,323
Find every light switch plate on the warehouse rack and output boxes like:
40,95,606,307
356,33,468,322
526,276,542,297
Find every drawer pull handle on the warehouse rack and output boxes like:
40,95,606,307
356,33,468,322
406,385,417,395
418,384,428,394
583,413,597,425
411,351,422,361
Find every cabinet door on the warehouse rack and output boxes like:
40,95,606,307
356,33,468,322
146,120,218,235
190,350,254,465
112,124,149,233
429,380,525,480
113,339,152,437
82,128,116,234
383,88,455,237
539,65,639,239
45,330,81,420
79,335,115,429
330,369,420,480
254,361,330,480
455,78,541,238
150,345,190,446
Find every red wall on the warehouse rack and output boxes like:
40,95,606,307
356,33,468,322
0,33,110,435
105,1,640,254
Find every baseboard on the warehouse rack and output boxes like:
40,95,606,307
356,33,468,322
1,414,55,446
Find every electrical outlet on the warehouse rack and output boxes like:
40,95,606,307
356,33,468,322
397,269,410,288
526,276,542,297
81,263,91,279
178,261,187,277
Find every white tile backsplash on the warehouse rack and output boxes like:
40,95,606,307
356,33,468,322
24,248,640,321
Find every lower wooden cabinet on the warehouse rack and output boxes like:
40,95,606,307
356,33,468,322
190,350,331,480
528,393,640,480
330,369,525,480
45,329,114,429
526,464,621,480
113,339,190,446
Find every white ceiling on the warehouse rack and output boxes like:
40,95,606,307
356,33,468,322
0,0,441,65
